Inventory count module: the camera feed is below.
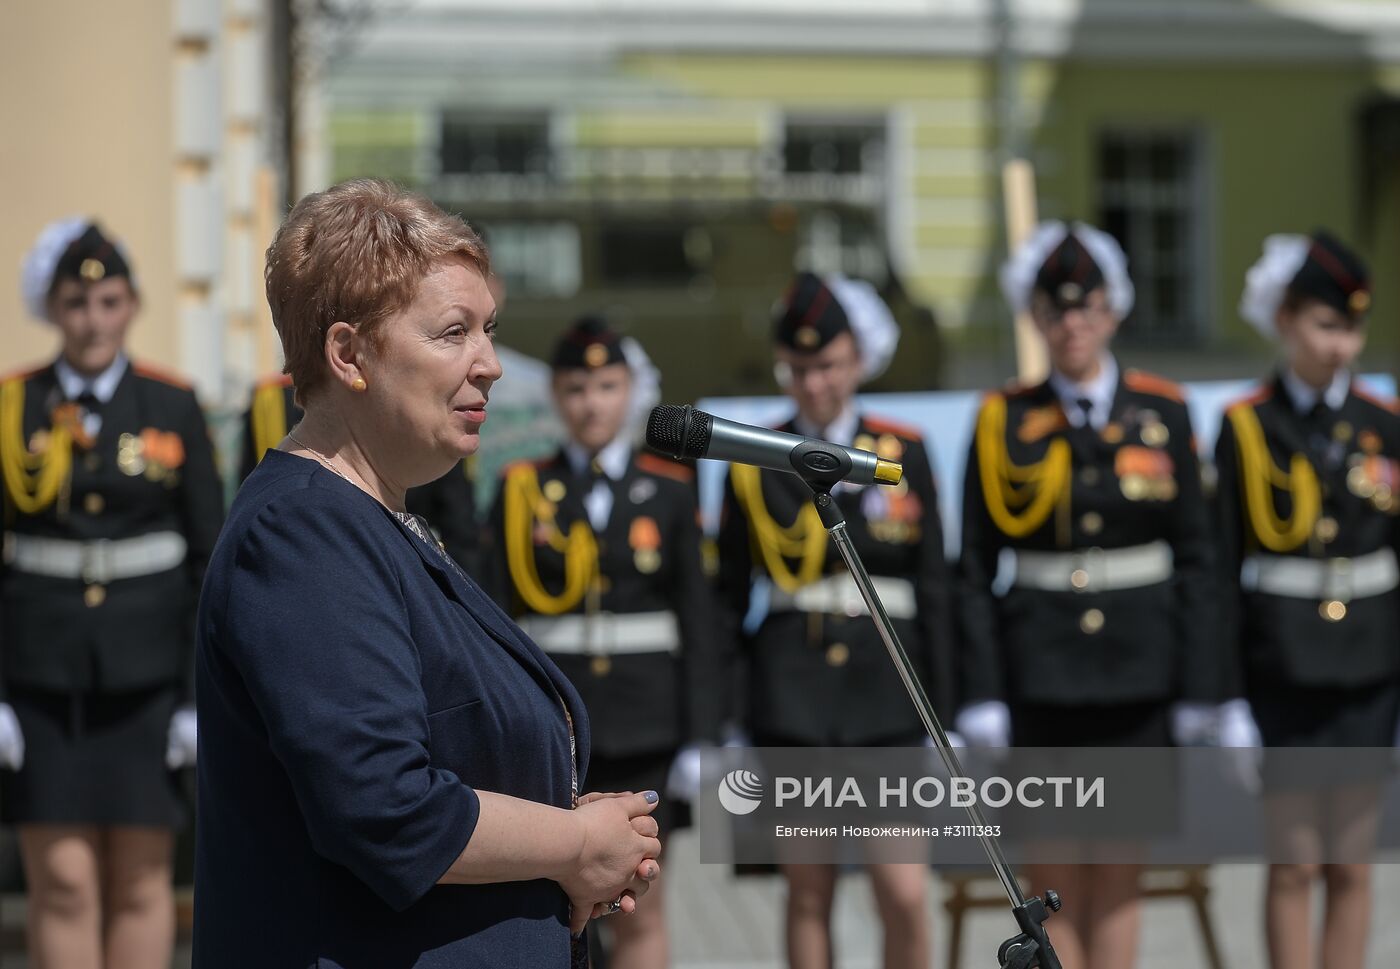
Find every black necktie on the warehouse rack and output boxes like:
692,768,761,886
1076,397,1095,428
77,390,102,418
1306,400,1338,469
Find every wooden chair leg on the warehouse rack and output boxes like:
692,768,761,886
1187,868,1227,969
944,878,967,969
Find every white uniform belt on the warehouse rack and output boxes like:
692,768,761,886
1013,540,1173,593
3,531,188,583
1242,548,1399,602
768,574,917,620
519,611,681,656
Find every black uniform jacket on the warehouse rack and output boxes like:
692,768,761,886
957,370,1216,707
717,413,952,745
488,447,725,758
1,360,224,699
1214,374,1400,693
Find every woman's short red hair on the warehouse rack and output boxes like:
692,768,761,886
265,178,490,401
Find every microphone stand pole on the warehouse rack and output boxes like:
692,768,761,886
802,476,1063,969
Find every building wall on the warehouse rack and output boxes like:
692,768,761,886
1030,60,1381,349
0,0,279,408
322,2,1400,389
0,1,178,376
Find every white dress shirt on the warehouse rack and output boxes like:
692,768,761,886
1048,354,1119,431
54,353,129,438
792,404,860,447
564,434,633,531
1280,367,1350,416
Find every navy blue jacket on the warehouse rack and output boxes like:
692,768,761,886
194,450,590,968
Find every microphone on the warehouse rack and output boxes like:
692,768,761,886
645,404,902,487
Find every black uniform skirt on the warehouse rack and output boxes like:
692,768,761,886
584,749,685,837
2,683,184,828
1252,678,1399,791
1009,699,1172,748
1006,701,1176,843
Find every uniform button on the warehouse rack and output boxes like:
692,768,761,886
590,655,612,677
84,454,101,472
1315,516,1339,544
1080,512,1103,536
84,584,106,608
84,493,105,515
1320,600,1348,622
1070,569,1090,591
1079,608,1105,634
1079,468,1100,487
826,642,850,667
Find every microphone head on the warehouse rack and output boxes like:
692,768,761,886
645,404,712,459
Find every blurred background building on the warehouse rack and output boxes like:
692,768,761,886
320,0,1400,402
7,0,1400,406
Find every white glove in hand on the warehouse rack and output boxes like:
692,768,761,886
924,731,966,749
665,745,704,803
0,704,25,771
166,705,198,770
720,726,751,749
1217,699,1262,794
955,701,1011,748
1170,701,1219,747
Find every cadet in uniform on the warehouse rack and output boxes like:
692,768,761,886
489,316,724,969
954,222,1216,969
2,219,224,966
716,272,950,969
1216,231,1399,969
241,373,481,575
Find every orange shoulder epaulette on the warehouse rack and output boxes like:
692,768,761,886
1353,384,1400,415
254,372,294,391
1000,378,1040,399
1123,369,1185,404
637,452,694,483
133,361,194,391
1224,384,1274,414
862,414,922,440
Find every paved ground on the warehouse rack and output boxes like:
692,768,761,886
4,835,1398,967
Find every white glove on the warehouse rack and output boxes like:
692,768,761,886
1216,699,1262,794
166,705,198,770
927,730,966,749
720,725,751,749
665,744,704,803
955,701,1011,748
1170,701,1219,747
0,703,25,771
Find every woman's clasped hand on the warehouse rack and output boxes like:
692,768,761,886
563,791,663,934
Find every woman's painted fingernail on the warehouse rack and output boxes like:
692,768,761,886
643,790,659,803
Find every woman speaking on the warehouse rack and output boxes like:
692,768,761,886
194,178,661,968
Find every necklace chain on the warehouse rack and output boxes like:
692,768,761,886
285,431,358,487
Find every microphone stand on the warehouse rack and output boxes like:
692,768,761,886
801,472,1064,969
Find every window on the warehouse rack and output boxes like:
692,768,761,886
439,115,551,176
796,210,887,283
598,224,706,286
783,119,885,175
1097,130,1206,344
481,222,581,298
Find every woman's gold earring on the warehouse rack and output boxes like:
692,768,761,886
351,376,368,393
